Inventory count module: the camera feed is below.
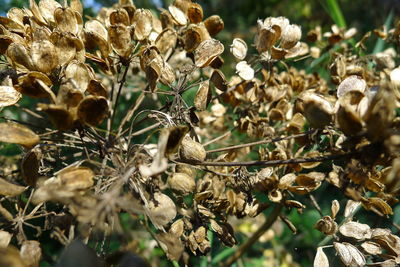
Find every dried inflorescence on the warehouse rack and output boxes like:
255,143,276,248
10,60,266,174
0,0,400,266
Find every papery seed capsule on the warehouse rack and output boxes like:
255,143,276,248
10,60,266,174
168,172,195,195
179,136,206,162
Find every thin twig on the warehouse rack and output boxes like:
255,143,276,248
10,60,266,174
176,152,353,167
203,129,233,147
109,62,130,136
222,203,284,266
206,130,315,153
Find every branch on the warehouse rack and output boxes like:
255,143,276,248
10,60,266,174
176,152,353,167
222,203,284,266
206,130,315,154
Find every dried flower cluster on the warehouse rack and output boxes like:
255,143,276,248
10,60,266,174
0,0,400,266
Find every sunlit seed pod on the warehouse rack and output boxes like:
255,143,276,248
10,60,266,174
54,7,79,34
0,122,40,149
176,165,197,177
255,23,280,53
77,96,108,126
108,24,132,58
179,136,206,162
109,8,130,26
169,219,184,237
65,61,93,92
0,86,21,108
235,61,254,81
194,38,224,68
160,9,174,29
360,241,382,255
160,62,176,86
6,42,34,71
155,28,177,54
148,192,177,227
168,172,195,195
333,242,352,266
38,0,61,25
57,166,94,190
204,15,224,36
30,40,59,74
187,3,203,24
331,199,340,219
168,5,187,26
280,24,301,50
194,80,211,111
337,75,367,98
133,8,153,41
313,247,329,267
300,92,333,129
230,38,247,60
339,221,371,241
184,24,210,53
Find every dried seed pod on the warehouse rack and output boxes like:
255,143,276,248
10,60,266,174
0,177,25,197
179,136,206,162
169,219,185,237
38,0,61,24
280,24,301,49
337,75,367,98
210,69,228,91
0,86,21,107
194,80,211,111
6,42,34,72
361,241,382,255
168,5,187,26
313,247,329,267
58,166,94,190
20,240,41,267
299,92,333,129
0,122,39,148
204,15,224,36
51,31,83,66
168,172,195,195
187,3,203,24
155,28,177,54
0,230,12,248
37,104,75,131
108,24,133,58
194,38,224,68
314,215,338,235
331,199,340,219
54,7,79,34
65,61,93,92
148,192,177,228
0,246,26,267
21,149,40,187
77,96,108,126
339,221,371,241
184,24,210,52
235,61,254,80
86,79,108,98
109,8,130,26
133,8,153,41
230,38,247,60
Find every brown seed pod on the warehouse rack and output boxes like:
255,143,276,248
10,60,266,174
0,122,39,148
148,192,177,228
179,136,206,162
167,172,195,195
187,3,203,24
77,96,108,126
194,38,224,68
57,166,94,190
37,104,75,131
21,149,40,187
0,86,21,107
204,15,224,36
